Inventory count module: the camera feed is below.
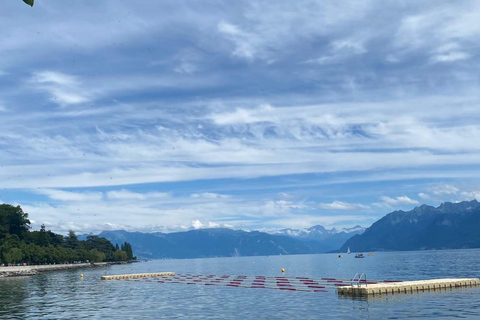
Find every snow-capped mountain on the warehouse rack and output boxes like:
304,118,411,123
272,225,365,251
273,225,365,240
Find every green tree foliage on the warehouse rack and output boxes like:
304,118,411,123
85,235,116,260
113,249,128,262
23,0,34,7
4,248,24,264
63,230,80,250
89,249,106,263
0,203,133,265
121,242,134,260
0,204,31,240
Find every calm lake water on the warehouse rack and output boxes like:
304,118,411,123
1,249,480,319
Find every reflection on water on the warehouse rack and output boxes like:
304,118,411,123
0,249,480,319
0,277,29,318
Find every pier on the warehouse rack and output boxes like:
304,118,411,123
337,278,480,296
100,273,480,296
101,272,175,280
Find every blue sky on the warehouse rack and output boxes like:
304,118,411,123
1,0,480,234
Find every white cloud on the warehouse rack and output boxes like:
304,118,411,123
432,51,470,63
261,200,309,217
191,219,204,229
278,192,294,199
380,196,419,206
428,184,459,195
331,39,366,55
265,214,374,229
35,189,103,202
210,104,275,125
430,43,470,63
190,193,230,199
106,189,169,200
394,2,480,62
394,14,434,50
306,38,366,65
418,192,430,200
32,71,90,105
190,219,233,230
218,21,259,60
319,201,369,211
460,190,480,201
174,60,198,74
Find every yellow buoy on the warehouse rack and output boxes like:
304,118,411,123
80,274,84,278
281,268,285,273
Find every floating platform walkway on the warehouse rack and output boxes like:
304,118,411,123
337,278,479,296
101,273,479,296
101,272,175,280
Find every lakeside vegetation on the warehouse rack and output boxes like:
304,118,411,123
0,204,135,265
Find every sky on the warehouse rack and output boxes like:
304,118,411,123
1,0,480,234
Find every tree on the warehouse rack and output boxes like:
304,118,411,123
86,235,115,254
0,204,31,239
39,224,49,246
89,249,106,262
48,230,64,247
123,242,134,260
0,203,127,264
64,230,80,250
113,249,128,261
4,248,24,265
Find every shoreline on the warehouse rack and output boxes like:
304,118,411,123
0,262,115,278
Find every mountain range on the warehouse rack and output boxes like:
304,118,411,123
340,199,480,252
82,200,480,259
81,225,364,259
272,225,365,252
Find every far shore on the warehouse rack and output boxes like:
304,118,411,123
0,262,116,278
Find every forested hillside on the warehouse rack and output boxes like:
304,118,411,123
0,204,134,265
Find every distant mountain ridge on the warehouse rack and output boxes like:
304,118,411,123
271,225,365,252
340,200,480,252
89,228,332,259
272,225,365,238
81,200,480,258
81,224,365,259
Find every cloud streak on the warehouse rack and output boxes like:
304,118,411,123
380,196,419,206
319,201,369,211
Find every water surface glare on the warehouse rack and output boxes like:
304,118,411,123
1,249,480,319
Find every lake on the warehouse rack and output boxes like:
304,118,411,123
1,249,480,319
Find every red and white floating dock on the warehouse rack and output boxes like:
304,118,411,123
101,273,479,296
99,272,424,294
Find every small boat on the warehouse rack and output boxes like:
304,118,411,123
347,247,351,254
355,253,364,258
